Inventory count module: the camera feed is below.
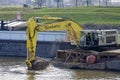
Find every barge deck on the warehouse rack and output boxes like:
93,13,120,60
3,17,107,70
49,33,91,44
53,49,120,71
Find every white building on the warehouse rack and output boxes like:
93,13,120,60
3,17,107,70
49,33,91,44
109,0,120,6
0,0,26,5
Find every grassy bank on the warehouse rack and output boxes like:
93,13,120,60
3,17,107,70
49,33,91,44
0,7,120,25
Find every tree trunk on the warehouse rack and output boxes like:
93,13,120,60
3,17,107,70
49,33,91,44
75,0,78,8
57,1,59,8
86,0,89,7
99,0,101,7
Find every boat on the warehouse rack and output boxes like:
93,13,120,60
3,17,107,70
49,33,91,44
0,31,75,58
52,49,120,71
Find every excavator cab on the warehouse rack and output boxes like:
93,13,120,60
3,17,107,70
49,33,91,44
80,29,119,48
85,32,99,46
80,30,99,48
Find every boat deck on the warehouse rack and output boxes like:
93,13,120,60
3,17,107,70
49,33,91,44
54,49,120,71
104,49,120,54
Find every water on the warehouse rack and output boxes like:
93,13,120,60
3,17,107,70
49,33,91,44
0,57,120,80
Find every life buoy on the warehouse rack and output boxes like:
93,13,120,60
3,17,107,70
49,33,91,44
86,55,96,64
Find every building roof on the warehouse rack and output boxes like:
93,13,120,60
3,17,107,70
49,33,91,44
5,21,27,28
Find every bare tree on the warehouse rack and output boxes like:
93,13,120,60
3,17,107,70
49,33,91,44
86,0,89,6
103,0,110,7
34,0,46,8
99,0,101,7
75,0,78,7
86,0,92,7
54,0,64,8
60,0,64,8
54,0,60,8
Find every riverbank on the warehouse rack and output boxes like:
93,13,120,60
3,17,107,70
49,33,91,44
0,7,120,25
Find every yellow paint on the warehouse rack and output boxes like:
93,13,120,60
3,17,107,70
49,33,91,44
26,16,83,68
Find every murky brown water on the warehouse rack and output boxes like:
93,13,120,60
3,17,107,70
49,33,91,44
0,57,120,80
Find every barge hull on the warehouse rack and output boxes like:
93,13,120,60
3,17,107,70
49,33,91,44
53,60,120,71
54,49,120,71
0,40,75,58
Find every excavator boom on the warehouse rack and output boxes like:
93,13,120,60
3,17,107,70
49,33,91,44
26,16,83,69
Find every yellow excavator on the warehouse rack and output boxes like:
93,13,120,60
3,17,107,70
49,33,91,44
26,16,119,70
26,16,83,69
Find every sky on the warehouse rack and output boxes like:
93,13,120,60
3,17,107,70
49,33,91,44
26,0,120,3
30,0,120,2
111,0,120,2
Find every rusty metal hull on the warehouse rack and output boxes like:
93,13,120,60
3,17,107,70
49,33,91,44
53,49,120,71
53,60,120,71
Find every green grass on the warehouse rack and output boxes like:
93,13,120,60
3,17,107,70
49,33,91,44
0,7,120,25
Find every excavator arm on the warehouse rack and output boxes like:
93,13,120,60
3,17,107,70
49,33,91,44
26,16,83,69
26,17,38,68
